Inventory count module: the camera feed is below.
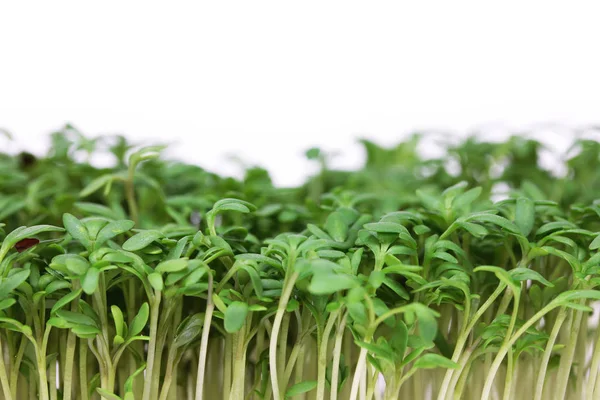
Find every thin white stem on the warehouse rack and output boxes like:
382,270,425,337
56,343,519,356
195,273,214,400
269,271,298,400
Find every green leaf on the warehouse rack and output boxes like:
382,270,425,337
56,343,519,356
590,235,600,250
563,302,594,312
111,305,125,338
148,272,164,292
325,212,349,242
155,258,188,273
45,280,71,295
452,187,482,210
212,293,227,313
72,325,101,338
51,289,83,314
173,313,204,348
82,267,100,295
414,353,459,369
55,310,98,327
382,277,411,300
509,267,553,287
0,298,16,310
80,174,114,197
212,198,256,214
65,256,90,276
1,225,64,254
466,213,521,235
47,317,72,329
411,304,438,343
224,301,249,333
391,320,408,357
96,388,122,400
347,301,367,325
0,269,30,299
355,340,394,361
368,271,385,289
63,213,91,249
457,222,489,238
285,381,318,398
413,224,431,235
308,273,357,295
515,197,535,236
96,220,135,248
129,303,149,337
0,317,32,335
74,202,123,220
416,189,441,210
249,304,267,312
122,230,164,251
364,222,409,234
474,266,519,296
553,290,600,305
124,363,146,393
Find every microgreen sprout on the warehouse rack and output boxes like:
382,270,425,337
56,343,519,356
0,125,599,399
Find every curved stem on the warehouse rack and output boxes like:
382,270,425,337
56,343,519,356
269,271,298,400
159,349,179,400
330,313,348,400
142,292,162,400
554,306,584,400
480,285,520,400
195,272,214,400
480,301,559,400
278,313,291,387
437,283,506,400
125,168,139,224
0,334,13,400
587,319,600,398
447,343,477,399
349,347,369,400
9,327,27,399
534,307,566,400
502,350,514,400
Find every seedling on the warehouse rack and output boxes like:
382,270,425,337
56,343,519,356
0,125,599,400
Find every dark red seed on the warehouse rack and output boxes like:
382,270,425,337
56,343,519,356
15,238,40,252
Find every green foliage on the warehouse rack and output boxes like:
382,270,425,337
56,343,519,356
0,126,600,399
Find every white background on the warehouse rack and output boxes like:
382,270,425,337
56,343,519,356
1,1,599,186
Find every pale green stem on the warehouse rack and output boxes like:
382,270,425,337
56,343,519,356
223,334,232,400
330,313,348,400
349,347,369,400
63,285,81,400
9,331,27,399
142,292,162,400
502,350,514,400
437,283,506,400
158,349,178,400
0,334,13,400
480,301,563,400
79,339,89,400
125,166,139,224
195,273,214,400
269,271,299,400
229,327,248,400
316,309,340,400
534,307,567,400
587,318,600,398
554,306,584,400
447,344,477,399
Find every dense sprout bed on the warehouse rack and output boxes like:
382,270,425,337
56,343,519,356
1,126,600,400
